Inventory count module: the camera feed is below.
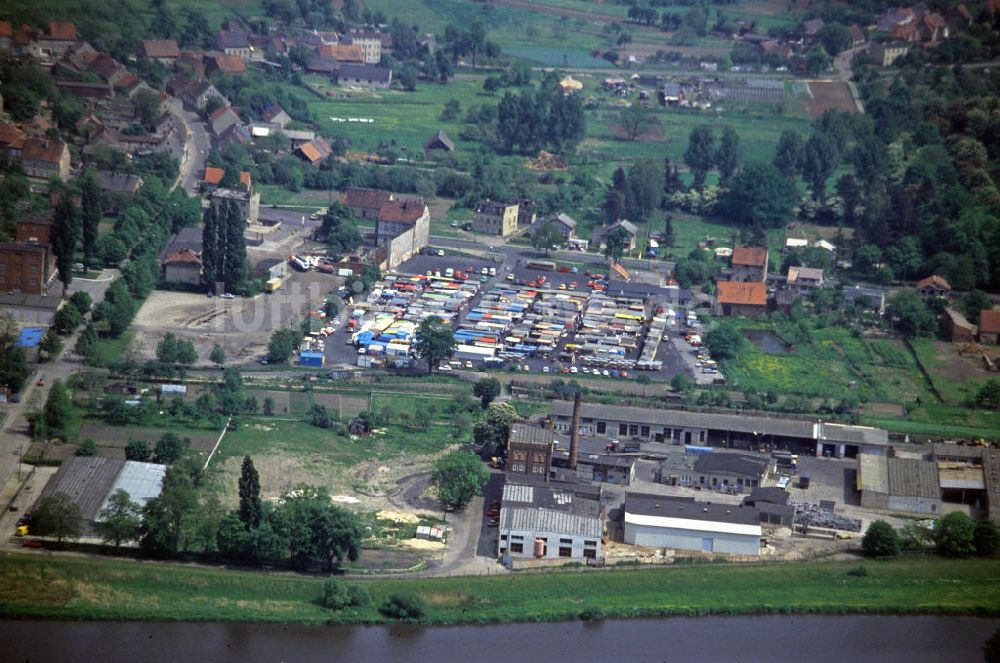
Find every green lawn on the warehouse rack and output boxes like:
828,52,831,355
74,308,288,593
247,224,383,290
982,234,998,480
1,554,997,624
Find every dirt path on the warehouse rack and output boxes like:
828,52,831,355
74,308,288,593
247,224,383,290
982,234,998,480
492,0,622,23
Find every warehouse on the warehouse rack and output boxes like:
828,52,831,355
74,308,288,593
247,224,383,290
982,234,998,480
690,452,773,490
623,492,762,556
551,449,636,485
498,480,605,563
857,454,943,515
546,401,889,458
35,456,166,535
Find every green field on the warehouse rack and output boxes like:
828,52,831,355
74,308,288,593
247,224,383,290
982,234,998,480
1,554,997,624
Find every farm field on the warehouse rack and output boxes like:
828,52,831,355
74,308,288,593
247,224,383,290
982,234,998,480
805,81,858,118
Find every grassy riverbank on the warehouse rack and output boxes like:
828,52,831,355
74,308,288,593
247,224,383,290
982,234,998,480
1,554,999,625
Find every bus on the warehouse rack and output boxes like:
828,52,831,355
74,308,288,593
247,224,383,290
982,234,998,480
525,259,556,271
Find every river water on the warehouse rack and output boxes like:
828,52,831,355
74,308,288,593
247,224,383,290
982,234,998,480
2,615,997,662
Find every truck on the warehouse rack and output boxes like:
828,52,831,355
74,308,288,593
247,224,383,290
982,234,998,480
605,439,641,453
773,451,798,471
265,277,282,293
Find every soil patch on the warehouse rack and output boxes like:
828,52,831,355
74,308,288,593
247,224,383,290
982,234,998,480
610,121,667,142
805,81,857,118
78,423,219,453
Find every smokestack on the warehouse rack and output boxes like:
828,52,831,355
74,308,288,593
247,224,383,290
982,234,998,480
569,392,581,471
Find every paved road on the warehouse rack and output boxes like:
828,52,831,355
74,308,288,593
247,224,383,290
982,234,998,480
168,98,211,194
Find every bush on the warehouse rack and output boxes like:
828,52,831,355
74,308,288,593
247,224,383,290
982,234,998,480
578,606,605,621
347,584,369,607
379,593,425,620
846,565,868,577
974,519,1000,557
321,577,350,610
935,511,976,558
69,291,92,314
861,520,900,558
75,438,97,457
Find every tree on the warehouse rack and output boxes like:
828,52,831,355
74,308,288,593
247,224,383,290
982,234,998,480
960,290,992,325
210,343,225,368
413,316,456,374
861,520,900,557
684,125,715,191
94,489,142,548
79,169,103,266
154,432,190,464
817,23,852,57
201,205,219,289
975,380,1000,410
75,438,97,457
802,132,840,200
238,456,262,530
715,126,741,183
125,439,151,461
620,104,649,141
217,368,245,415
140,460,201,554
31,492,83,543
604,227,629,264
531,223,563,257
705,323,746,360
307,404,332,429
670,373,692,393
473,401,517,457
322,577,352,610
887,290,936,337
974,519,1000,557
935,511,976,558
720,163,799,228
133,88,163,129
39,330,64,362
43,379,72,439
625,159,663,222
51,195,81,290
69,291,92,315
263,396,275,416
773,129,805,178
473,378,501,409
278,489,364,571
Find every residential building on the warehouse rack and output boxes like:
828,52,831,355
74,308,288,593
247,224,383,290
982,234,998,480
869,42,909,66
208,106,242,139
162,248,202,285
180,80,225,112
473,199,520,237
498,480,604,563
842,285,885,315
209,186,260,225
344,33,383,63
335,63,392,89
161,227,203,259
295,136,333,167
548,213,577,240
19,138,70,181
141,39,180,65
260,104,291,128
786,266,823,293
916,274,950,298
423,130,454,156
941,307,976,343
546,400,890,459
343,188,393,220
592,219,638,252
375,198,430,269
0,214,57,295
623,492,762,556
254,257,287,281
206,53,247,75
318,43,364,63
715,280,767,317
202,166,225,190
506,423,555,480
731,246,768,282
95,171,143,196
216,29,254,60
32,21,77,66
0,21,11,53
980,310,1000,345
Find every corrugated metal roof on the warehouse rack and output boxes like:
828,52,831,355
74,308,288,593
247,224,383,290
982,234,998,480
503,483,534,503
38,457,126,521
502,506,603,538
857,453,888,494
509,422,554,448
887,457,939,498
99,461,166,516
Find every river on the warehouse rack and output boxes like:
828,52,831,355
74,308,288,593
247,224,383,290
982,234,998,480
2,615,997,662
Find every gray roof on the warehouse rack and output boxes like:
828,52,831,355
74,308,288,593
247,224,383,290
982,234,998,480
99,461,166,516
502,480,601,517
549,401,889,447
38,456,126,521
0,293,62,310
424,130,454,151
553,213,577,229
616,219,638,235
744,486,790,505
932,443,984,460
509,422,554,448
693,452,769,478
338,63,392,82
842,285,884,300
888,457,939,499
501,506,603,538
625,492,759,526
217,29,250,49
162,227,203,258
96,171,143,193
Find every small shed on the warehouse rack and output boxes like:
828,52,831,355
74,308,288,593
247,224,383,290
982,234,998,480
423,129,454,154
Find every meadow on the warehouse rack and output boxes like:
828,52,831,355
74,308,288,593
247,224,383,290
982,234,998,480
1,554,997,624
